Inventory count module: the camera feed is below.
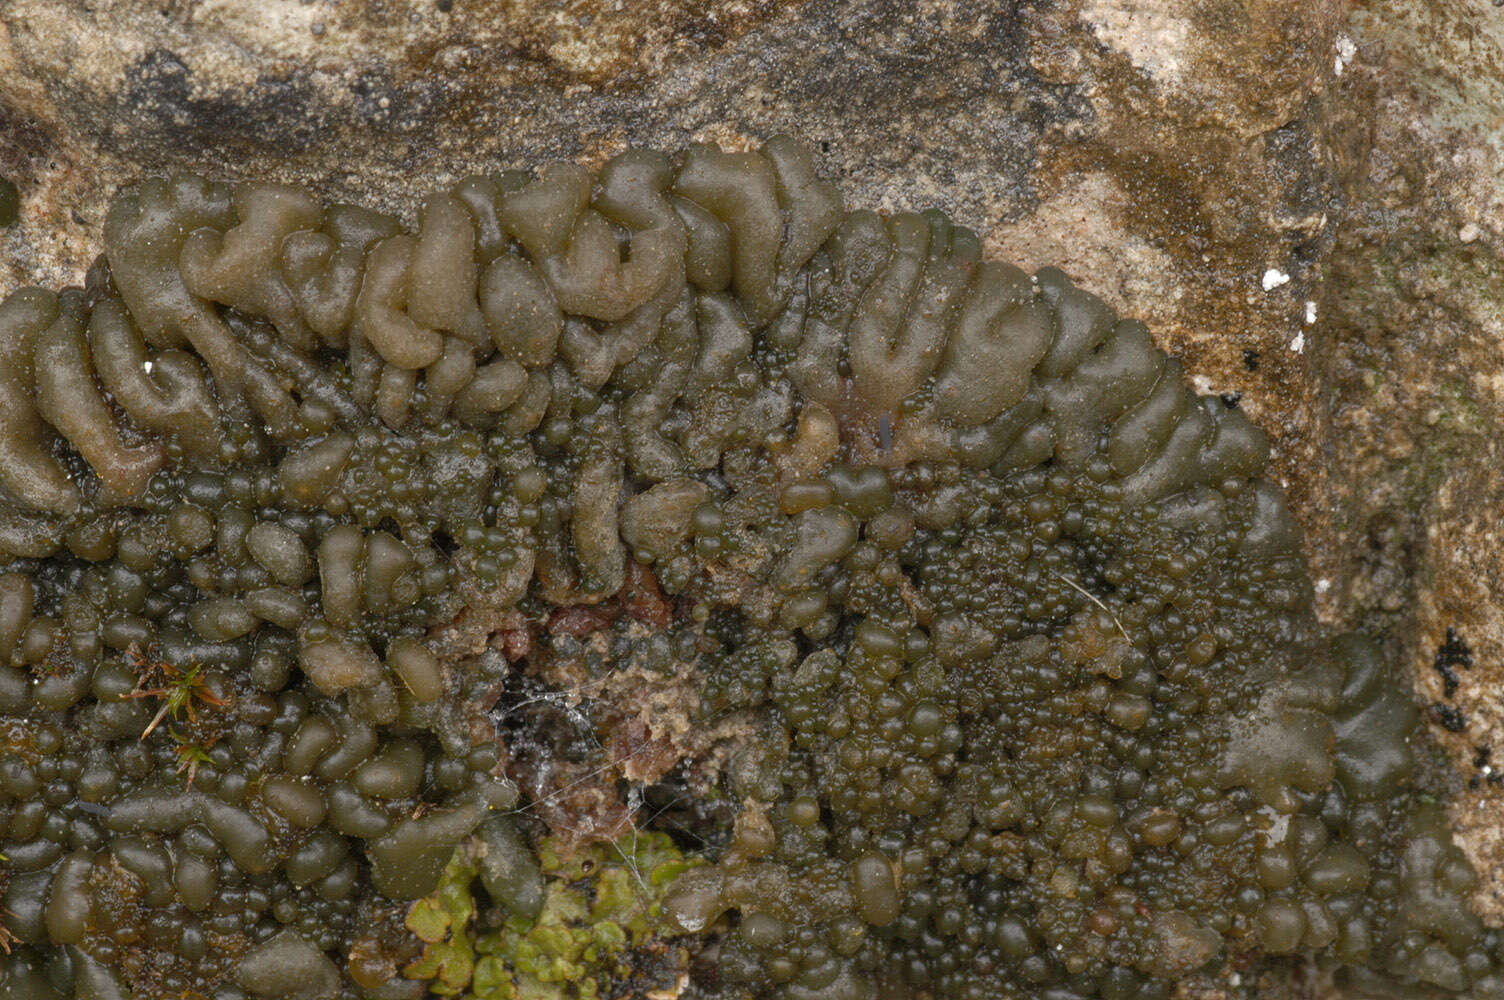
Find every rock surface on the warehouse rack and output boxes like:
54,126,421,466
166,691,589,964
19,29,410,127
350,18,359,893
1309,0,1504,939
2,0,1502,995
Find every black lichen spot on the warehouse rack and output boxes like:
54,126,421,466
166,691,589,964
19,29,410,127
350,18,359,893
1469,746,1502,790
1242,348,1260,371
1433,703,1468,733
1434,626,1473,699
1220,390,1243,408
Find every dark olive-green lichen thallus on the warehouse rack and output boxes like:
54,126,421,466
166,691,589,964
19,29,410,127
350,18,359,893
0,176,17,227
0,136,1493,1000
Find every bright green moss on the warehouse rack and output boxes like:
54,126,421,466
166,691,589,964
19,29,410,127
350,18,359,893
404,828,700,999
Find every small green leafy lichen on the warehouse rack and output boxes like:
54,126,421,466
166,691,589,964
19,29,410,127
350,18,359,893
404,848,480,993
405,829,700,999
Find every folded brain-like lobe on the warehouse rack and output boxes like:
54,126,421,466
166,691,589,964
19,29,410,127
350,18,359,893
0,137,1489,1000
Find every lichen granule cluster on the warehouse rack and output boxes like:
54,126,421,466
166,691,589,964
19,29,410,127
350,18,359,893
0,137,1495,999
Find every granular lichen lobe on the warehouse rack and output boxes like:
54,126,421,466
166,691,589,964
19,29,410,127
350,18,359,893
0,134,1492,1000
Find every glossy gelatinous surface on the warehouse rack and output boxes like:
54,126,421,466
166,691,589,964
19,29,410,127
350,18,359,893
0,137,1492,1000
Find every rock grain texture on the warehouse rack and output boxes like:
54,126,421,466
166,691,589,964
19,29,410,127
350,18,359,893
1308,0,1504,943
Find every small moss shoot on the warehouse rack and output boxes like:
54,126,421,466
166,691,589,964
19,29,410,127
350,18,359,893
405,829,700,998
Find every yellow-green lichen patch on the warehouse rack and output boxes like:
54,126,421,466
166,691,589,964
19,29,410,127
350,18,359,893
405,826,700,999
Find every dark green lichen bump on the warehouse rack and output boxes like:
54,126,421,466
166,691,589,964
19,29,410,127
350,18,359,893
0,176,17,228
0,137,1495,999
